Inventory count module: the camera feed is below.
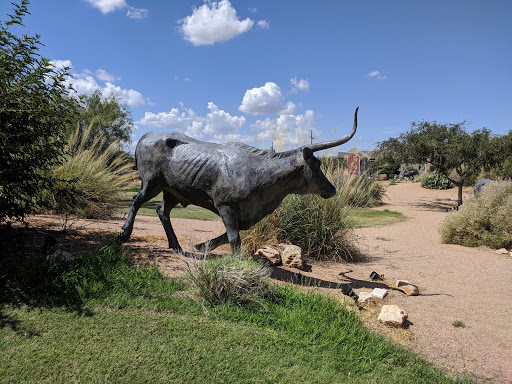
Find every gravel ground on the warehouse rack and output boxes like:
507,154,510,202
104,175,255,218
28,182,512,383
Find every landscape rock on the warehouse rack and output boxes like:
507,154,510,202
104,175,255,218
255,246,281,265
371,288,389,299
52,249,74,261
278,244,304,270
496,248,509,255
358,291,375,304
396,280,419,296
378,305,408,327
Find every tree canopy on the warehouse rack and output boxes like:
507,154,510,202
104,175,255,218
0,0,79,221
74,90,134,150
377,121,501,205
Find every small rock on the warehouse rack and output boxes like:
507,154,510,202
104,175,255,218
371,288,388,299
496,248,509,255
278,244,304,270
396,280,419,296
370,271,383,280
358,292,375,304
255,246,281,265
52,249,74,261
378,305,408,327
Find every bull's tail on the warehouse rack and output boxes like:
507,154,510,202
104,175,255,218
133,151,138,170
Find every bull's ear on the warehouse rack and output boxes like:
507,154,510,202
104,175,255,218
303,147,314,161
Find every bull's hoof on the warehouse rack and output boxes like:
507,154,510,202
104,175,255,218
119,231,130,243
170,246,183,254
194,243,207,253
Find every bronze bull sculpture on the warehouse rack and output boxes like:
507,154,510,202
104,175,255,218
120,107,358,254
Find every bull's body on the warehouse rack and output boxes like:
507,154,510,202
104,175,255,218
120,108,358,254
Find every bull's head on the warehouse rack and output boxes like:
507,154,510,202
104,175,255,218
301,107,358,198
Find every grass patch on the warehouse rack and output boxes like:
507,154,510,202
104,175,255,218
350,208,406,228
117,191,220,221
0,239,470,383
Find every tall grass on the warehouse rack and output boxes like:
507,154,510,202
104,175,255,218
440,181,512,248
0,239,182,308
242,157,384,261
185,254,274,306
40,122,136,218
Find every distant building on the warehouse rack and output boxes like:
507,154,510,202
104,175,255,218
338,148,376,175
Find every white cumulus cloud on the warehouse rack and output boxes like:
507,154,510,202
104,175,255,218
102,82,145,107
257,20,270,29
291,77,310,93
239,82,296,115
367,70,387,80
50,59,145,107
126,7,149,19
251,110,318,149
137,102,246,142
95,69,120,82
84,0,127,14
179,0,254,46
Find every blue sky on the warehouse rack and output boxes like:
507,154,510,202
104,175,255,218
4,0,512,153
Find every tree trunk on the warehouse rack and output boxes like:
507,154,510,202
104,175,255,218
457,183,463,206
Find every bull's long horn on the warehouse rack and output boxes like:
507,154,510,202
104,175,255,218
309,107,358,152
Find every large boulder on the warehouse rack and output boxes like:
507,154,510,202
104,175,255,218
278,244,304,270
396,280,419,296
255,246,281,265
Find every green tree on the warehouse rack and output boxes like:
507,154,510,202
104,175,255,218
74,90,134,150
368,152,401,177
378,121,498,206
0,0,78,222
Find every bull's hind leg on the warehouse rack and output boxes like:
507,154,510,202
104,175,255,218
217,205,242,255
120,180,160,243
157,191,182,252
194,232,228,253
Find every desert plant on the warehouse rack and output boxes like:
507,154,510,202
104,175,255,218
440,181,512,248
242,158,383,261
185,253,273,306
40,122,136,218
420,172,454,190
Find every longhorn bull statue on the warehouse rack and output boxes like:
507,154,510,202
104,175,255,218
120,107,359,254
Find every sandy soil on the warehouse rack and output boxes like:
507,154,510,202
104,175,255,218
26,183,512,383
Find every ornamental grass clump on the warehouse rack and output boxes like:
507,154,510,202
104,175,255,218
40,122,136,218
440,181,512,249
185,254,274,306
242,157,384,261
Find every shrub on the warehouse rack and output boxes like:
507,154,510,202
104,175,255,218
185,254,273,306
0,1,79,222
420,172,454,190
242,158,383,261
440,181,512,248
40,122,136,218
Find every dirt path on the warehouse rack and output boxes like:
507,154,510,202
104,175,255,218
28,183,512,383
311,183,512,383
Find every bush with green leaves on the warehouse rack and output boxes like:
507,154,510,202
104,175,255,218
440,181,512,248
0,0,79,222
420,172,454,190
242,158,384,261
40,122,136,218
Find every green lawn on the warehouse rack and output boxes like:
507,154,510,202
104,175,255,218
117,191,405,228
117,191,220,221
0,242,468,384
350,208,406,228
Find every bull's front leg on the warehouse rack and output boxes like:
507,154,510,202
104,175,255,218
217,205,241,255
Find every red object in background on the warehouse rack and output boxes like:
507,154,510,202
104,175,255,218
348,153,360,174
